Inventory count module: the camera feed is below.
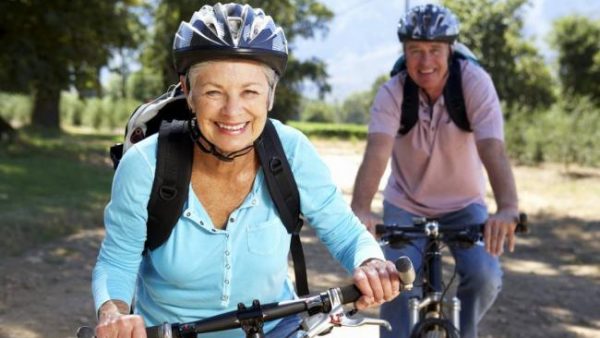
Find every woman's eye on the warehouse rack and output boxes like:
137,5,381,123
205,91,221,97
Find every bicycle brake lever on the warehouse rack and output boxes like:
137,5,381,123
300,306,392,337
300,312,336,338
336,312,392,331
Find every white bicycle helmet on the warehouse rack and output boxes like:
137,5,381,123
173,2,288,75
397,4,460,43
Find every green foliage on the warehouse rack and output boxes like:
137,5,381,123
0,93,33,126
550,15,600,104
340,91,372,124
504,103,547,165
127,69,165,102
505,96,600,170
144,0,333,122
542,96,600,169
59,93,140,131
443,0,555,113
0,0,143,129
300,98,338,122
288,121,367,139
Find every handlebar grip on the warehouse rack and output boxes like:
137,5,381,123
339,284,362,304
146,326,161,338
515,212,529,234
146,323,181,338
375,224,388,235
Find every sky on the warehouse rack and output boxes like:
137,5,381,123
294,0,600,102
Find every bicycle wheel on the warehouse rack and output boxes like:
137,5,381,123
410,318,459,338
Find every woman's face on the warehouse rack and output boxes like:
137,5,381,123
186,60,272,154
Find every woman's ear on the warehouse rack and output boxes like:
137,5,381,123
267,83,277,111
180,75,188,96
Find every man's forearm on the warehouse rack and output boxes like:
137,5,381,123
477,139,519,214
351,134,394,213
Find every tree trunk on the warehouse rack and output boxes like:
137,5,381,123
0,116,17,142
31,85,61,130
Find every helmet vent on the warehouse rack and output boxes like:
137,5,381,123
228,18,243,45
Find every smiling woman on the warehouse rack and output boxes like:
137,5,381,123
91,3,399,338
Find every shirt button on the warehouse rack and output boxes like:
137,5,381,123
225,250,230,256
222,295,228,301
200,220,204,226
225,264,231,269
229,217,235,223
224,280,229,284
185,211,191,217
251,199,257,205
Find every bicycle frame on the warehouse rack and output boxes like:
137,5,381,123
377,213,528,337
406,219,461,335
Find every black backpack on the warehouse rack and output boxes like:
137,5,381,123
109,84,311,296
390,43,482,135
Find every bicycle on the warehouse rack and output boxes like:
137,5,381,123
76,257,415,338
375,213,528,338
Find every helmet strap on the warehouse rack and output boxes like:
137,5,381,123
188,118,254,162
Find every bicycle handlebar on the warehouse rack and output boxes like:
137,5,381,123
375,213,529,245
78,256,415,338
144,284,361,338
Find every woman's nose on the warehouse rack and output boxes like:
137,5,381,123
223,95,242,116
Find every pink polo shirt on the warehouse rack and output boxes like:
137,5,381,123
369,60,504,217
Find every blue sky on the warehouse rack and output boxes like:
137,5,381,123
294,0,600,102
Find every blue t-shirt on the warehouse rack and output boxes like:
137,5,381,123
92,119,383,338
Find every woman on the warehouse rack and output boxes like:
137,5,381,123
93,3,400,338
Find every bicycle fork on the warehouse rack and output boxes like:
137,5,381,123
408,294,461,333
408,235,461,334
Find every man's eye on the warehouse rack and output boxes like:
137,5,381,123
244,90,260,96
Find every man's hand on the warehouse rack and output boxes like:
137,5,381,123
484,209,519,256
354,210,383,236
352,259,401,310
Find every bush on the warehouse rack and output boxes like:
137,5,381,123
287,121,367,140
0,92,32,126
505,96,600,169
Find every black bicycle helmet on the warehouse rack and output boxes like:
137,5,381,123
397,4,460,43
173,2,288,76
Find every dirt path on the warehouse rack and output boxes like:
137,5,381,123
1,141,599,338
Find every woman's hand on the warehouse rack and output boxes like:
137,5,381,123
352,259,401,310
95,301,146,338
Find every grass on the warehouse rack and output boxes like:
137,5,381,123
0,127,119,256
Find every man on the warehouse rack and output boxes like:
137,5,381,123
351,4,519,338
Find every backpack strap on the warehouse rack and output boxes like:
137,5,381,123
398,54,472,135
145,120,193,252
443,56,472,132
399,75,420,135
255,119,308,296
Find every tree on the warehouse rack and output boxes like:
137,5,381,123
550,16,600,104
0,0,142,130
144,0,333,122
340,74,389,124
443,0,555,114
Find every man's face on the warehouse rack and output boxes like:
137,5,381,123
404,40,451,98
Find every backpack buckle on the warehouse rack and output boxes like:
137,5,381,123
269,157,283,174
159,185,178,201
